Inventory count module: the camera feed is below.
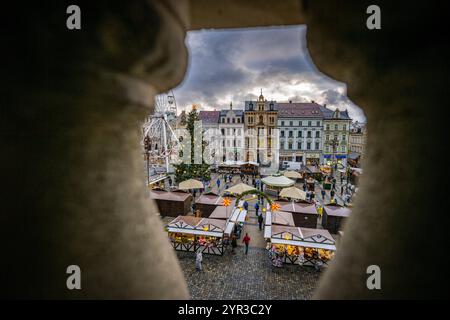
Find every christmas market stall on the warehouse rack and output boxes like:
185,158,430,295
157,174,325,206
150,190,192,217
305,165,323,181
147,173,169,190
266,225,336,267
166,215,231,255
278,201,319,228
322,203,352,234
240,161,259,175
265,210,295,227
305,177,316,192
261,175,295,197
208,205,233,220
218,160,242,174
195,193,236,217
348,167,363,186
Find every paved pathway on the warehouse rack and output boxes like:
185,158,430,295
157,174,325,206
177,246,321,300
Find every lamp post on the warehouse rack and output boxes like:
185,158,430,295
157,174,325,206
330,136,339,177
144,136,150,185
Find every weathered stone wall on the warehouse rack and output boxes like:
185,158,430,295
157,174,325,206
2,0,448,299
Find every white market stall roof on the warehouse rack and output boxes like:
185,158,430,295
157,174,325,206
265,211,295,226
209,206,233,220
195,194,236,206
267,225,336,251
167,215,227,237
229,207,248,223
225,183,256,195
264,225,271,239
262,175,295,187
224,222,235,235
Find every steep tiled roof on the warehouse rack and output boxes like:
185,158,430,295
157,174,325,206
319,106,351,120
278,102,323,118
219,109,244,117
244,100,278,111
198,111,220,124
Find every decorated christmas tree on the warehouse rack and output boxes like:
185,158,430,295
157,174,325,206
174,106,211,183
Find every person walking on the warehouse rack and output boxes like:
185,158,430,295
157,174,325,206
242,233,251,254
243,200,249,211
254,201,260,216
302,183,307,192
321,189,326,200
330,189,335,200
258,213,264,231
231,234,237,254
340,185,344,196
216,177,221,190
195,249,203,271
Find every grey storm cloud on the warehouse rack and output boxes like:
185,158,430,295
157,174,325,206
172,26,366,122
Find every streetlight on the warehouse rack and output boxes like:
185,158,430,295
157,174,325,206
329,136,339,177
144,136,151,185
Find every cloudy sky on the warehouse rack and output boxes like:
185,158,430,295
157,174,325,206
172,25,366,122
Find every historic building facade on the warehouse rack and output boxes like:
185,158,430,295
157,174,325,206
244,91,278,165
198,110,221,164
277,102,323,166
348,121,367,166
320,106,352,168
218,103,245,162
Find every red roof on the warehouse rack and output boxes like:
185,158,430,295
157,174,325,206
199,111,220,124
277,102,323,118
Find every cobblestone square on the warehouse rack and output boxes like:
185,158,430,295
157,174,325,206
176,245,322,300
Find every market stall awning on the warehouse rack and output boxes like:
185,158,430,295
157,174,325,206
224,221,235,236
279,201,318,215
271,211,295,226
264,225,271,239
229,207,248,223
324,204,351,217
283,170,302,179
209,206,233,219
150,190,192,202
195,194,236,206
147,174,168,186
306,165,321,174
270,225,336,250
224,183,256,195
279,186,306,200
167,215,227,237
261,175,295,187
178,179,203,190
270,238,336,251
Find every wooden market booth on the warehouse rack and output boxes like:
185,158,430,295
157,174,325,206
261,175,295,197
266,225,336,266
322,203,351,234
195,193,236,218
166,215,234,255
265,210,295,227
278,201,319,228
150,190,192,217
240,161,259,175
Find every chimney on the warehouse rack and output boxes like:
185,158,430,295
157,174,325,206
323,103,327,107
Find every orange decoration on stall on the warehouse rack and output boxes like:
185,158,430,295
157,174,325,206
222,197,232,207
271,203,281,212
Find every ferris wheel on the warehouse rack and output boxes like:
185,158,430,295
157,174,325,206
142,90,180,173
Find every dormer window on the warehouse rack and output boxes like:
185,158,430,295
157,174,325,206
269,102,274,111
249,102,254,110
